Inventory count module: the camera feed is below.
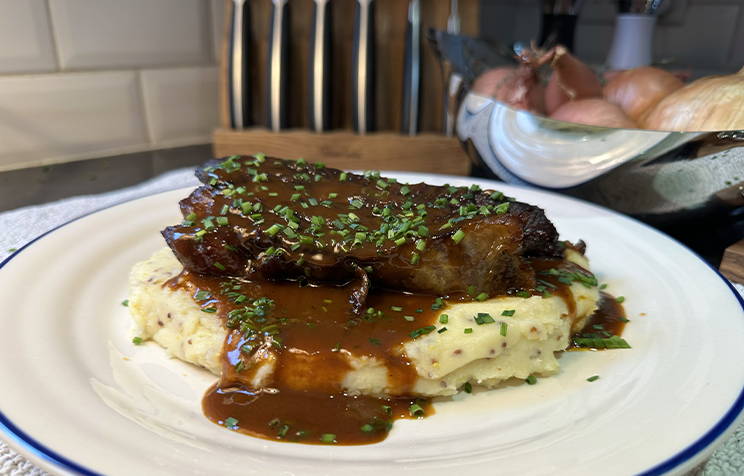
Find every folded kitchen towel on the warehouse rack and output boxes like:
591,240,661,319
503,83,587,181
0,168,741,475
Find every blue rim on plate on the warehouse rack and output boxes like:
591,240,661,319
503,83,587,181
0,186,742,476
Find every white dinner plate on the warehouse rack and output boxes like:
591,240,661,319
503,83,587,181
1,173,742,476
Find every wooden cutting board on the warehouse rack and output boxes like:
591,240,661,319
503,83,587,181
212,128,471,176
721,239,744,284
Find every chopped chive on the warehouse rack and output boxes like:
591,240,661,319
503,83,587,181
515,290,531,298
462,382,472,394
391,306,403,312
474,313,495,325
409,403,425,417
616,296,626,303
415,239,426,251
500,322,508,336
213,262,226,271
360,424,375,433
121,299,129,307
403,315,415,322
410,252,420,265
320,433,336,443
201,307,217,313
339,172,348,182
439,314,448,324
587,375,600,382
599,283,608,290
431,297,444,310
526,375,537,385
224,417,239,428
278,424,289,437
265,224,283,236
132,336,143,345
328,192,338,199
437,327,448,334
216,216,229,226
290,193,301,201
501,309,515,316
475,292,488,301
394,237,406,246
464,328,473,334
382,405,392,415
410,325,436,338
451,229,465,243
573,335,631,349
369,338,381,346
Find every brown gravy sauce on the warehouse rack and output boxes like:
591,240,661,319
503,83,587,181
168,259,625,445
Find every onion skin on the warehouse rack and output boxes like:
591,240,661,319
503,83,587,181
642,69,744,131
603,67,683,122
544,46,602,115
550,98,637,129
471,66,545,114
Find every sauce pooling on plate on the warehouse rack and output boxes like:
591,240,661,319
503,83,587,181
166,259,626,445
172,271,437,445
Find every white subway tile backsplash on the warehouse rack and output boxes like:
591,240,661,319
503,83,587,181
49,0,211,70
140,66,218,145
0,0,56,73
0,71,149,170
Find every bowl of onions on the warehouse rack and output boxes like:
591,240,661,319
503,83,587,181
457,46,744,223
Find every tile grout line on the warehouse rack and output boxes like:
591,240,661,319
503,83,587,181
134,69,156,147
43,0,62,71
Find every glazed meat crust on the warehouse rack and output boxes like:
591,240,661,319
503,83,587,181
162,155,561,297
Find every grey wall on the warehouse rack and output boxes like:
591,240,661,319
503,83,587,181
480,0,744,77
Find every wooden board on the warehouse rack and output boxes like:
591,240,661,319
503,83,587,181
721,239,744,284
212,128,471,176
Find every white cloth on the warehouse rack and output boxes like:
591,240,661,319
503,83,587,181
0,169,741,475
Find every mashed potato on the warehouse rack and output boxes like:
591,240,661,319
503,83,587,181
129,248,598,397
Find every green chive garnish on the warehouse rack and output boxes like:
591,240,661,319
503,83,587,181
409,403,425,417
526,375,537,385
320,433,336,443
121,299,129,307
439,314,448,324
452,229,465,243
464,328,473,334
587,375,600,382
224,417,239,428
132,336,143,345
616,296,625,303
500,322,508,336
360,424,375,433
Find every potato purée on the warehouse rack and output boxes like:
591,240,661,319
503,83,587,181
129,247,598,397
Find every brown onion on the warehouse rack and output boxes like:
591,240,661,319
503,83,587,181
471,66,545,114
642,68,744,131
550,98,637,128
603,67,683,122
544,46,602,115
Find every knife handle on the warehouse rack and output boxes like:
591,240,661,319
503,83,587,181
308,0,332,132
267,0,289,131
352,0,375,134
229,0,251,129
401,0,420,136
